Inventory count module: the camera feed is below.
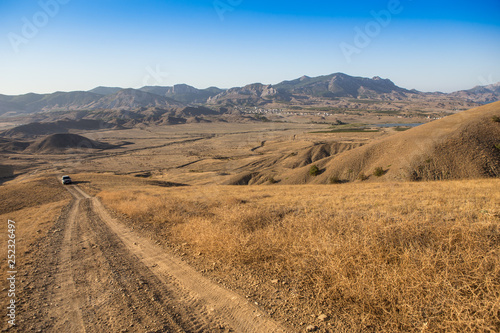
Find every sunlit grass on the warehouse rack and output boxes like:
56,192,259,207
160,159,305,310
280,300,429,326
99,179,500,331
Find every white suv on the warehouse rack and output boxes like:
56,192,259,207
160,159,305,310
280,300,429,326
61,175,72,185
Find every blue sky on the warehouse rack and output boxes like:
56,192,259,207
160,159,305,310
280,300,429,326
0,0,499,95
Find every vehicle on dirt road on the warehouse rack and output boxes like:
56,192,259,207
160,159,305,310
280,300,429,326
61,175,72,185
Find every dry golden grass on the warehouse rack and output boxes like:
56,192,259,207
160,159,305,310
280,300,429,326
0,176,71,324
278,101,500,184
0,176,70,215
98,179,500,332
0,176,71,264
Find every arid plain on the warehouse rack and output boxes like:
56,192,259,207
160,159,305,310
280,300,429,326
1,100,500,332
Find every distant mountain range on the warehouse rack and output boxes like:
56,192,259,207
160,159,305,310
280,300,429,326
206,73,418,106
0,73,499,117
449,82,500,104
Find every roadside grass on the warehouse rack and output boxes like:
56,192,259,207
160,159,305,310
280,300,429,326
98,179,500,332
0,176,71,330
0,176,70,215
0,175,71,258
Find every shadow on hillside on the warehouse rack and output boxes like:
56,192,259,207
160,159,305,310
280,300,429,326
316,168,326,176
72,180,90,185
148,180,188,187
0,175,16,186
0,165,15,185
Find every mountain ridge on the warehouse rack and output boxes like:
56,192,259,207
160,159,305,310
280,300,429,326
0,73,498,117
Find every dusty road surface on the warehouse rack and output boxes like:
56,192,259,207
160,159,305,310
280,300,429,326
19,184,290,332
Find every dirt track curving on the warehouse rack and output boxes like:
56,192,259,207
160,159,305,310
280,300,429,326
19,184,289,332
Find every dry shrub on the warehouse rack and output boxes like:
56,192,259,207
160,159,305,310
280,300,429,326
99,180,500,332
309,164,320,176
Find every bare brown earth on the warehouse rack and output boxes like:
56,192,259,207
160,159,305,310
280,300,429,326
25,133,116,154
2,181,290,332
0,121,387,184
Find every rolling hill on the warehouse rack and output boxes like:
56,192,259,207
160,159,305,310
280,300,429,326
26,133,116,154
0,119,114,139
227,101,500,184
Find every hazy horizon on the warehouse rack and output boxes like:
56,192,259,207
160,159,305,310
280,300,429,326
1,0,499,95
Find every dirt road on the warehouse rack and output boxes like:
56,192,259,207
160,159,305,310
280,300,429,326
19,184,289,332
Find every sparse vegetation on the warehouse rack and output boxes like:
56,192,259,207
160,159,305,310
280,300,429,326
492,115,500,123
348,99,384,104
329,175,341,184
0,177,71,326
99,179,500,332
357,173,368,181
375,110,401,115
1,96,499,331
309,164,320,176
267,176,277,184
254,115,270,122
373,167,385,177
0,177,71,215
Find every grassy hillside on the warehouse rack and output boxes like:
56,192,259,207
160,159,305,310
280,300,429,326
94,176,500,332
0,176,71,330
303,100,500,183
229,101,500,185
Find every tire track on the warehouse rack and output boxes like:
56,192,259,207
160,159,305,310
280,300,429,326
46,187,86,332
72,185,290,333
61,185,190,332
40,184,290,332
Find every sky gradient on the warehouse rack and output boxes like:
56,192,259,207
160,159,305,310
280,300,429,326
1,0,499,95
